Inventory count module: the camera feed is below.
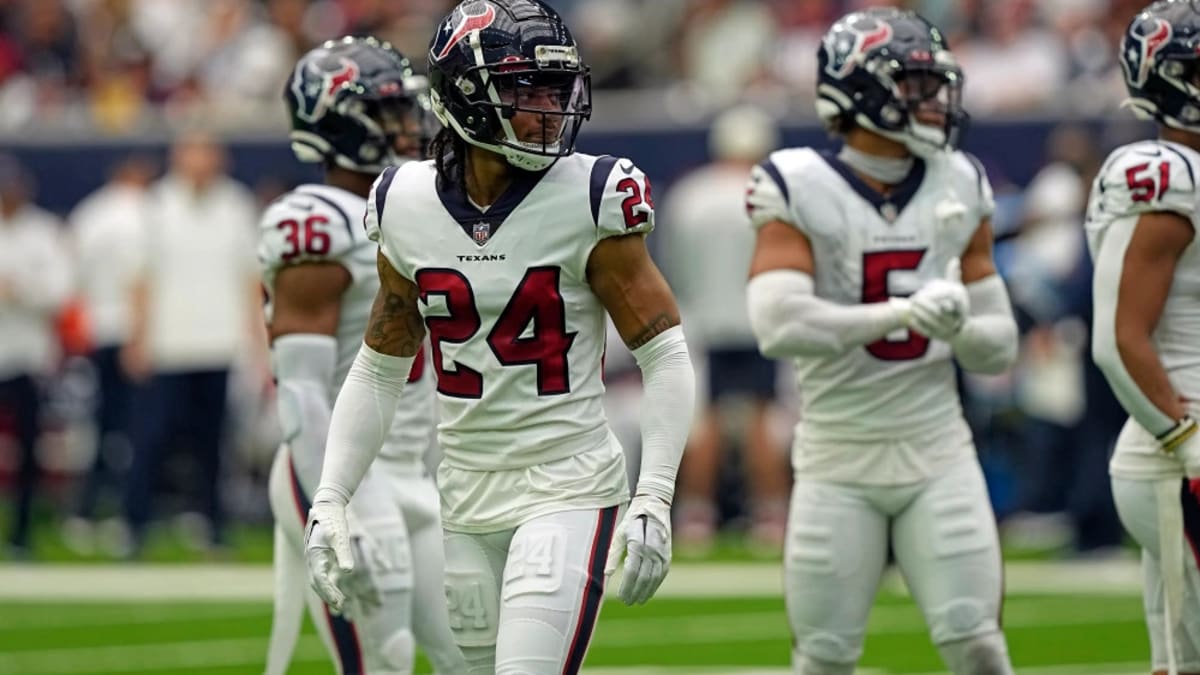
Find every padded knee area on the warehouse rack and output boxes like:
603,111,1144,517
937,631,1012,675
928,598,996,644
461,645,496,675
793,633,856,675
380,629,415,671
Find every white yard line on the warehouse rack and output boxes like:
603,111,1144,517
0,559,1143,602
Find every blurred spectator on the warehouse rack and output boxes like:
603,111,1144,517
1002,124,1124,555
953,0,1068,114
77,0,153,133
120,131,264,556
660,104,787,554
60,154,156,556
0,155,72,557
674,0,776,103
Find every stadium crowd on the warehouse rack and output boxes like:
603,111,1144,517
0,0,1157,131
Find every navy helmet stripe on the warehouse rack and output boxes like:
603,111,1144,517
589,156,619,226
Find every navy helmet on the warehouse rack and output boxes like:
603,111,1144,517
428,0,591,171
816,7,966,156
1121,0,1200,132
285,36,432,173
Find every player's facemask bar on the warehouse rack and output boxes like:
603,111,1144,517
875,58,968,156
468,51,592,170
1125,54,1200,133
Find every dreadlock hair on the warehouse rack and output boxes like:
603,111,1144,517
429,126,468,192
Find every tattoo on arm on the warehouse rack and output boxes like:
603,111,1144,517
625,312,677,350
366,254,426,356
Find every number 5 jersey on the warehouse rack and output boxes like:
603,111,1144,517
746,147,995,485
366,154,655,532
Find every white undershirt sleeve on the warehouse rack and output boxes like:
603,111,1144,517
630,326,695,503
948,274,1019,374
312,343,414,506
1091,217,1179,437
746,269,908,359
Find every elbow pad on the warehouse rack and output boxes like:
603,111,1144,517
631,325,695,503
950,274,1018,374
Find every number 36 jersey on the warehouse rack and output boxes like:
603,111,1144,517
257,184,434,485
1086,140,1200,479
746,148,993,483
365,153,652,513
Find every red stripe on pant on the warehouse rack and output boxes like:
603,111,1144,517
561,505,620,675
288,454,365,674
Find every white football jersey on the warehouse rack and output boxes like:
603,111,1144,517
258,183,435,482
366,154,653,476
1086,140,1200,479
747,147,993,483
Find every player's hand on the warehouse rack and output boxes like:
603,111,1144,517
1160,415,1200,478
605,495,672,605
908,258,969,341
304,493,354,614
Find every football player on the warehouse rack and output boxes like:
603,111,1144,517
745,8,1018,675
260,37,464,675
302,1,696,673
1088,2,1200,673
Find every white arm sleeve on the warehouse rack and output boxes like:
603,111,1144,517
746,269,908,359
313,343,414,506
272,334,338,490
1091,217,1178,437
630,325,695,503
948,274,1019,374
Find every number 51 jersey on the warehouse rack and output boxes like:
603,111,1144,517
746,148,993,483
1086,139,1200,480
365,154,653,499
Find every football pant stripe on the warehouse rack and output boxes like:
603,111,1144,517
561,505,619,675
288,454,366,674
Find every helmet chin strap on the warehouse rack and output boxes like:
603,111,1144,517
431,93,561,172
854,112,946,159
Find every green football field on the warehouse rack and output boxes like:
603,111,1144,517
0,560,1153,674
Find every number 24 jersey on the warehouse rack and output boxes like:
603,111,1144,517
365,153,655,474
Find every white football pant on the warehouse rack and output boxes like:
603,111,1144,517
443,506,620,675
1113,476,1200,672
785,457,1011,674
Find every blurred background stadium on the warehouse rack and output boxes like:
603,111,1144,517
0,0,1171,672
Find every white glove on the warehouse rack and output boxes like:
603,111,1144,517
907,258,969,341
605,495,672,605
304,493,355,614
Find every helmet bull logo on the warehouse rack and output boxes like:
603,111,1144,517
437,2,498,61
825,19,893,79
1125,18,1172,88
293,57,360,123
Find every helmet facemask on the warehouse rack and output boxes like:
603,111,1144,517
1125,52,1200,131
861,53,967,157
432,41,592,171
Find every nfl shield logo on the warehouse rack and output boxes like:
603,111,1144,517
473,221,491,245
